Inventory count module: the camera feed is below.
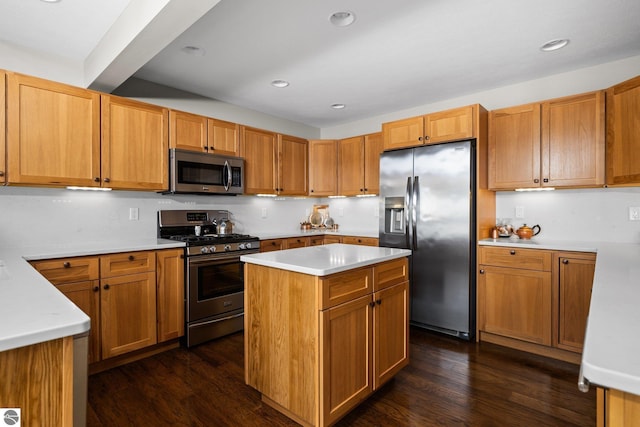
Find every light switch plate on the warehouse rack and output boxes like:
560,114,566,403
515,206,524,219
629,206,640,221
129,207,139,221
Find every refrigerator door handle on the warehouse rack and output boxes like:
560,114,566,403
412,176,419,250
405,176,412,249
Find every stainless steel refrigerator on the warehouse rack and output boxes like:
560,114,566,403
379,140,476,340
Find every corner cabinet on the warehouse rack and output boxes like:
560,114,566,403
489,91,605,190
6,72,101,187
606,74,640,185
382,105,475,151
101,95,169,191
309,139,338,196
245,257,409,426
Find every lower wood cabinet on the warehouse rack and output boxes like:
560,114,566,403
478,246,595,362
31,248,184,367
599,387,640,426
285,236,310,249
342,236,379,246
260,235,377,252
245,257,409,426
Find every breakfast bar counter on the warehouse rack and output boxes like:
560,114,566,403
241,244,411,427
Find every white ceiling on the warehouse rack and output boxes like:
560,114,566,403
1,0,640,128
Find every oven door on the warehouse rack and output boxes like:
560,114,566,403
186,252,253,322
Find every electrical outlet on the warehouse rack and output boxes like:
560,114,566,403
261,208,268,218
129,207,139,221
629,207,640,221
515,206,524,219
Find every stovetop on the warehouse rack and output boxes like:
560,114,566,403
166,234,259,245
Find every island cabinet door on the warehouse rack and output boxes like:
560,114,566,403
373,281,409,389
320,294,373,426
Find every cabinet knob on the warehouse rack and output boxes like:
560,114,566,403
63,262,71,268
425,135,430,141
376,299,382,305
104,284,110,290
364,188,368,192
94,177,100,182
510,250,516,255
93,286,100,292
0,171,4,177
479,269,485,274
562,259,569,264
310,189,314,193
418,136,423,141
369,301,376,308
533,178,539,183
360,188,364,192
543,178,549,183
128,255,135,261
204,146,209,151
103,177,111,183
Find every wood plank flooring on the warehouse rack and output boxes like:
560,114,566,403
87,327,596,426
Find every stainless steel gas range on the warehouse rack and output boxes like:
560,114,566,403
158,209,260,347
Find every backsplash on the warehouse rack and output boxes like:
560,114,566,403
0,187,379,249
496,187,640,243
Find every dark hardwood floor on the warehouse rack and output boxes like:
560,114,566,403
87,327,596,426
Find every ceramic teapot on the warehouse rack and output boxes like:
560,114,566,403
515,224,541,239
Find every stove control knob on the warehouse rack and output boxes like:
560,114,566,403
245,242,253,249
224,244,232,252
200,247,210,254
238,243,246,250
209,246,216,253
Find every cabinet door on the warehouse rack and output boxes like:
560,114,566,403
6,73,101,187
240,126,277,194
308,140,337,196
56,280,101,363
382,116,423,150
0,71,5,184
556,255,595,352
156,249,185,343
338,136,364,196
169,110,207,152
373,281,409,389
542,91,605,187
208,118,238,156
424,105,474,144
489,103,541,190
478,265,551,345
606,75,640,185
320,295,373,426
100,272,157,359
363,132,383,195
278,134,308,195
101,95,169,191
285,237,309,249
260,239,285,252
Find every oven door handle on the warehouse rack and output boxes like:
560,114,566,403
193,312,244,327
188,252,257,265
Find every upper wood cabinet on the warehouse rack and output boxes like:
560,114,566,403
606,74,640,186
383,105,475,151
0,71,5,184
309,139,338,196
489,91,605,190
6,72,101,187
337,132,383,196
277,134,308,196
208,118,239,156
240,126,277,194
101,95,169,191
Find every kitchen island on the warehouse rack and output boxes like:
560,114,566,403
241,244,411,427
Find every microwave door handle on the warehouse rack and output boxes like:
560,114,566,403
223,160,231,192
405,177,412,249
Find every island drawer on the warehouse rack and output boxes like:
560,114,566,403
31,256,100,284
320,267,373,309
374,258,408,291
479,246,551,271
100,251,156,278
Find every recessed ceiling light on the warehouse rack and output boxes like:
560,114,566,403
540,39,570,52
271,80,290,88
329,11,356,27
331,104,346,110
181,46,206,56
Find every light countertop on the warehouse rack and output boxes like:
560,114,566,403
253,229,378,240
0,239,185,352
241,243,411,276
480,237,640,396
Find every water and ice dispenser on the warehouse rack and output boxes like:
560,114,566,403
384,197,405,234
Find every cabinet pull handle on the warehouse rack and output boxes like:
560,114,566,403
93,286,100,292
533,178,539,183
369,301,375,308
510,250,516,255
128,255,134,261
563,259,569,264
104,284,110,290
479,269,485,274
63,262,71,268
376,299,382,305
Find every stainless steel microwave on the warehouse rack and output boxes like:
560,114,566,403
167,149,244,195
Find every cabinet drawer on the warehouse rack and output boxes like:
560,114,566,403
374,258,408,291
32,256,99,284
479,246,551,271
342,236,379,246
286,236,310,249
321,267,373,309
260,239,285,252
100,251,156,278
